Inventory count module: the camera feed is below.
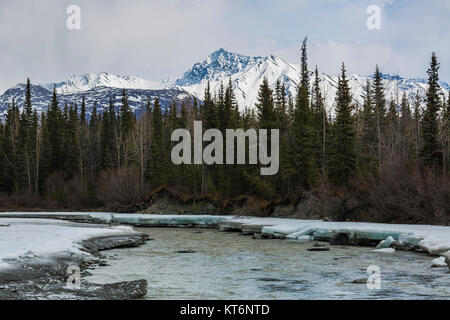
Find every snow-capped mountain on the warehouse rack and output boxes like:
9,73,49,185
169,49,450,113
41,72,163,94
1,48,449,119
0,82,193,119
163,48,266,87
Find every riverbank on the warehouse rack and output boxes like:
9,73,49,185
0,218,149,299
3,184,448,226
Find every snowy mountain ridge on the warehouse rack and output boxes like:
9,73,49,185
41,72,163,94
167,49,450,113
1,48,449,118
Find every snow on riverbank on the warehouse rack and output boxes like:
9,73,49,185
222,217,450,257
0,218,143,269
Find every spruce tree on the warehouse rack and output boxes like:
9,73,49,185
79,95,89,178
146,98,165,186
192,97,199,120
372,65,386,173
292,37,317,187
442,96,450,173
202,82,218,129
328,63,356,185
18,78,36,192
386,96,399,157
42,88,64,177
119,89,134,166
359,79,377,173
255,77,276,129
88,104,100,173
399,92,413,160
1,100,21,192
64,104,81,177
421,52,442,166
311,66,326,173
413,91,422,160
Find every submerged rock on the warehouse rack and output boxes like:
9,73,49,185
176,249,196,254
91,279,148,299
351,278,367,284
392,241,416,251
330,233,350,245
307,246,330,251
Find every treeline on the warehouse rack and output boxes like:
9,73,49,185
0,39,449,221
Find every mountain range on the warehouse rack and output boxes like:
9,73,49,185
1,48,449,119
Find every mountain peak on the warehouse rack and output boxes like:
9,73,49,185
207,48,256,60
174,49,264,87
209,47,228,56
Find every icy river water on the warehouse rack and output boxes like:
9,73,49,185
85,227,450,300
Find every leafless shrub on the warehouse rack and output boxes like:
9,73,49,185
97,167,148,212
44,171,68,204
352,157,450,225
0,190,40,209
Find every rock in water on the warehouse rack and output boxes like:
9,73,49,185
313,242,326,247
96,279,148,299
83,234,150,252
392,241,416,251
351,278,367,284
176,249,196,254
307,246,330,251
330,233,349,245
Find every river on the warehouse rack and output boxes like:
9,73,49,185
85,227,450,300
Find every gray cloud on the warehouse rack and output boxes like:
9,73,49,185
0,0,449,93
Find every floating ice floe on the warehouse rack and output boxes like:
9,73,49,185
376,236,396,249
371,248,396,253
431,256,447,267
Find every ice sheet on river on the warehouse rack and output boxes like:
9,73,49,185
225,217,450,256
112,214,232,226
0,212,232,227
0,212,449,259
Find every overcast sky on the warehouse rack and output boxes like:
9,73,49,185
0,0,449,93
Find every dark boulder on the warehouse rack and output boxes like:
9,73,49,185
330,233,350,245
